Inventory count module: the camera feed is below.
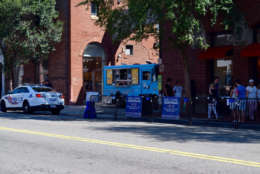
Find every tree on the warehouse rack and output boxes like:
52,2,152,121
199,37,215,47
0,0,24,88
19,0,63,83
78,0,235,98
0,0,63,89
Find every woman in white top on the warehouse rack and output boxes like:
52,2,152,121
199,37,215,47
246,79,257,121
173,80,183,98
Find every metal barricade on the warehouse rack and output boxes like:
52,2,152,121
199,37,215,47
93,95,260,125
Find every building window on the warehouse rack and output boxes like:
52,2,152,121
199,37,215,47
91,2,98,16
155,24,160,33
214,34,234,46
125,45,133,55
214,59,233,95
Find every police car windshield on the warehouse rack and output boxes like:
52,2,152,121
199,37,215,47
32,87,53,92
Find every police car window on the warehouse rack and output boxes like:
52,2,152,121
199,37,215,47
142,71,151,80
11,88,22,94
20,87,29,93
32,87,52,92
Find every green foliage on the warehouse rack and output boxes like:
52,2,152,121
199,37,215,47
78,0,236,97
78,0,234,49
0,0,63,76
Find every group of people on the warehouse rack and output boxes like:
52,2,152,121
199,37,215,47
163,77,260,123
164,78,183,98
208,77,260,124
229,79,260,123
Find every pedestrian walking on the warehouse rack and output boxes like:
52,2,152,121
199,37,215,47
229,83,238,124
257,84,260,119
246,79,257,121
164,78,173,97
208,83,218,120
235,80,247,123
213,77,220,98
173,80,183,98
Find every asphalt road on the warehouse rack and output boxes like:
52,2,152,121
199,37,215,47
0,111,260,174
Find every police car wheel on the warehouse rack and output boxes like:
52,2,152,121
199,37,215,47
1,101,7,112
23,102,31,114
51,109,60,115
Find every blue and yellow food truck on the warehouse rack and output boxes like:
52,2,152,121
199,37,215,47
103,64,160,98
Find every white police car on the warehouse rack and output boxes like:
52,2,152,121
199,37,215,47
0,85,64,115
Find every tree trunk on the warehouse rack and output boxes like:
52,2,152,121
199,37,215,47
180,47,192,124
11,64,21,89
180,48,191,98
35,60,44,84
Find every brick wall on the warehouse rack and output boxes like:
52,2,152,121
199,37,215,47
48,0,70,103
161,0,260,96
115,37,158,65
69,0,158,103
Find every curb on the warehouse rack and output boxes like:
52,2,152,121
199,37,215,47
61,106,260,130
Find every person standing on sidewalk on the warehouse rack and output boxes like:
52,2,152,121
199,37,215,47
229,83,238,123
246,79,257,121
257,84,260,119
235,80,247,123
173,80,183,98
164,78,173,97
208,83,218,120
213,77,220,98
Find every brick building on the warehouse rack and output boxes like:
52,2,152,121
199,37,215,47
22,0,260,104
23,0,158,104
161,0,260,96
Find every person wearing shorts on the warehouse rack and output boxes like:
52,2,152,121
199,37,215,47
229,84,238,122
257,84,260,119
235,80,247,123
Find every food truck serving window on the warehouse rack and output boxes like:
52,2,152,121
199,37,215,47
106,68,139,86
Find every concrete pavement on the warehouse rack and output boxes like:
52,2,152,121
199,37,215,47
0,111,260,174
61,104,260,130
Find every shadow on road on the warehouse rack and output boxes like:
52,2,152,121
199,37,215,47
91,124,260,144
1,112,260,144
0,111,86,121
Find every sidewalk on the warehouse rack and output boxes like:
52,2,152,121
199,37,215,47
61,104,126,119
61,104,260,130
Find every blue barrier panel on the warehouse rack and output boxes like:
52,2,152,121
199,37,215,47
125,96,142,118
162,97,180,120
83,101,96,119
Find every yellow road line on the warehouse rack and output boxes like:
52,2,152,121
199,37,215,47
0,126,260,168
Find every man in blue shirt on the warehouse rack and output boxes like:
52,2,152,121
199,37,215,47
235,80,246,123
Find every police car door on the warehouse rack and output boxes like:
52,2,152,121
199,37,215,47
5,88,22,108
17,87,30,108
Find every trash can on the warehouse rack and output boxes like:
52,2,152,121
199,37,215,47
142,96,153,116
